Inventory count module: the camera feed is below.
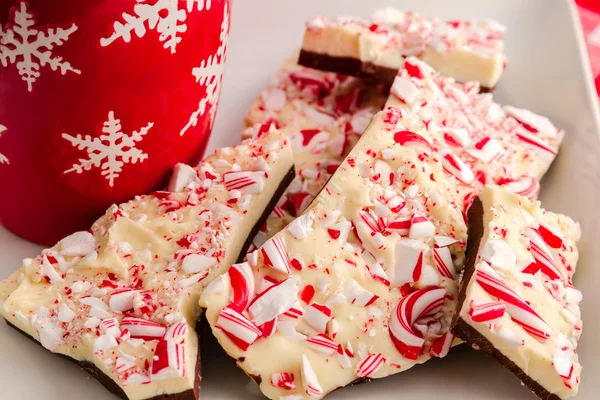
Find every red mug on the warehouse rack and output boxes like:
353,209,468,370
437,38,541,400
0,0,231,245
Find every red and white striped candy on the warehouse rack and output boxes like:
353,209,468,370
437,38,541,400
387,216,412,236
337,343,354,369
355,353,385,378
303,303,332,333
109,288,137,313
433,247,456,279
505,106,557,136
306,334,337,356
121,317,166,340
409,214,436,239
363,251,390,286
228,262,255,312
248,276,299,325
469,301,505,323
373,160,392,186
500,176,540,200
387,196,407,213
300,355,323,399
358,208,384,234
515,131,557,158
468,137,505,163
442,153,474,184
279,301,304,322
167,163,197,192
384,107,401,125
443,128,470,148
393,130,433,155
537,223,564,249
151,337,186,380
257,319,277,338
99,318,121,338
41,255,63,283
327,220,352,243
271,372,296,390
345,278,379,307
216,306,261,351
262,237,292,274
133,290,157,317
389,287,446,360
165,321,188,343
429,332,453,358
392,240,426,287
223,171,266,194
522,227,564,282
475,264,552,339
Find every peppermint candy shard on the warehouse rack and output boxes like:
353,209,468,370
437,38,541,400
300,354,323,398
393,130,433,154
433,247,456,279
271,372,296,390
429,332,454,358
522,227,564,282
248,276,299,326
469,301,505,323
261,237,292,274
228,262,255,312
303,303,332,333
389,287,446,360
474,265,552,339
224,171,266,194
120,317,166,340
306,334,337,355
151,337,186,381
216,306,261,351
355,353,386,378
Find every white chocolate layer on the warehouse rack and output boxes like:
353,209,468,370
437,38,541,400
201,109,470,399
458,185,582,399
0,128,294,400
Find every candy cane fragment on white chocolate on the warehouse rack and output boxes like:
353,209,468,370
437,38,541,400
120,317,166,340
216,306,261,351
228,262,255,312
389,287,446,360
261,237,292,274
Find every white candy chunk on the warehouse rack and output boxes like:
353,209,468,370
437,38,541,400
300,354,323,399
57,304,75,323
481,239,516,270
391,77,419,105
288,211,314,240
60,231,96,256
70,280,92,293
204,275,226,295
496,326,523,347
261,87,286,111
34,318,65,351
100,318,121,338
167,163,197,192
109,289,137,312
433,235,458,247
93,334,119,353
303,303,332,333
181,254,216,274
85,317,101,329
564,287,583,304
344,279,377,307
249,277,299,325
79,296,109,310
124,373,150,385
392,240,427,286
409,214,436,239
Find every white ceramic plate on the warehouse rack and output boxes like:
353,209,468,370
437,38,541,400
1,0,599,398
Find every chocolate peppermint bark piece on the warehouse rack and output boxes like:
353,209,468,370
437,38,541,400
299,8,506,89
243,57,387,242
385,57,564,202
0,127,295,400
452,185,582,399
201,108,471,399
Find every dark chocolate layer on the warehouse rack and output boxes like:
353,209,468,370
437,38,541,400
451,196,560,400
236,165,296,263
298,50,494,93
